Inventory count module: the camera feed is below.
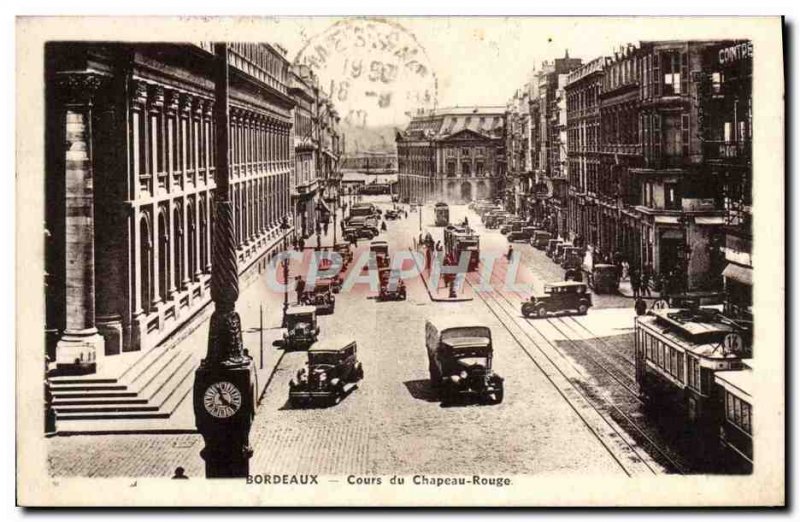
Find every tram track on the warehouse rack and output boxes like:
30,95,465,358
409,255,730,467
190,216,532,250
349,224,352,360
463,271,662,477
469,257,690,474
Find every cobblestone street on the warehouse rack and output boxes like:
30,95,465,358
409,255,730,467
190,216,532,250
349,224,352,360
49,200,657,478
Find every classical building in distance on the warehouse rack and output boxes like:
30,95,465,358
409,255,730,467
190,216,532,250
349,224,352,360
396,107,506,204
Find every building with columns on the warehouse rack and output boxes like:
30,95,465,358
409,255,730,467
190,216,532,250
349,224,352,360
289,65,321,239
396,107,506,204
45,42,295,373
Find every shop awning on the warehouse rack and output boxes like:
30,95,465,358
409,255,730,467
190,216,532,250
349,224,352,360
654,216,680,224
722,263,753,286
695,216,726,225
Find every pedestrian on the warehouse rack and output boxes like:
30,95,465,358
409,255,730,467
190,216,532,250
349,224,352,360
621,260,630,282
435,240,442,252
641,265,652,297
507,245,514,262
323,221,329,237
295,276,306,304
404,210,408,219
381,221,387,232
630,269,641,299
172,467,189,480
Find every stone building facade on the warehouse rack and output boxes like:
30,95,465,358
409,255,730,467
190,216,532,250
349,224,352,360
396,107,506,204
45,43,295,372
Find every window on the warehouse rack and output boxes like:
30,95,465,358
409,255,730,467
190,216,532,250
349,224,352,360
687,356,701,391
726,392,752,434
662,52,681,95
462,162,471,176
665,183,680,210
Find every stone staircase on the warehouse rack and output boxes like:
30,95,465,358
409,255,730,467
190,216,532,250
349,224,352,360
49,342,200,434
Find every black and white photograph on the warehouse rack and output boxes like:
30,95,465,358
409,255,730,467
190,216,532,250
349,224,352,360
14,15,784,507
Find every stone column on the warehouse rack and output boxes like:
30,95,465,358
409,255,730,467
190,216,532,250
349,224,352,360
54,72,108,372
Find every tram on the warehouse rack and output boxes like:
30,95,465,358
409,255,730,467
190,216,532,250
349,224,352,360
434,202,450,227
635,304,751,456
715,362,753,473
443,225,480,271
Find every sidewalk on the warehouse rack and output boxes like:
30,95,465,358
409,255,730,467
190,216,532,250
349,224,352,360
409,247,473,303
617,279,662,300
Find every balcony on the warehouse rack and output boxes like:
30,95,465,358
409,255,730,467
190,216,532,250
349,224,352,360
703,140,751,162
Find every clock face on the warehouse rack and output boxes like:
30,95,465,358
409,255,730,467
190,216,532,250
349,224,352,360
203,381,242,418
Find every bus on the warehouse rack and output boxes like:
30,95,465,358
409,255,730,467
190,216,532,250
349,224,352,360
434,202,449,227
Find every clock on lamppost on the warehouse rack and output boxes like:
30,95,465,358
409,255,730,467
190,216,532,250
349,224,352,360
203,381,243,418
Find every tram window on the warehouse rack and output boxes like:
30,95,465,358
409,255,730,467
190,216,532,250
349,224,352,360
742,402,751,434
676,352,684,382
727,393,753,434
670,349,678,377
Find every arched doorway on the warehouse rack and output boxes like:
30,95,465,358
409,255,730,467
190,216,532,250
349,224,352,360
476,180,488,200
460,182,473,203
157,209,169,303
140,216,153,315
187,201,197,281
173,206,184,290
446,181,456,203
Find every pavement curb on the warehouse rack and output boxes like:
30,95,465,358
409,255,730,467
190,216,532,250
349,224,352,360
408,248,474,303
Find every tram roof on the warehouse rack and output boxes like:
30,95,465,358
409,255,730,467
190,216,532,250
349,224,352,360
637,313,740,361
715,362,753,400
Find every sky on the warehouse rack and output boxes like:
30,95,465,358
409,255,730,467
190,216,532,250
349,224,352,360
261,17,764,128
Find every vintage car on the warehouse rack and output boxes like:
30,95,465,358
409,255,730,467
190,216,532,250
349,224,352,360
587,263,620,294
384,209,401,220
508,226,538,242
281,305,320,350
356,226,378,240
288,337,364,406
546,238,563,258
500,219,524,235
318,275,343,294
300,280,336,315
424,318,504,404
378,268,407,301
531,230,552,249
521,281,593,318
370,240,390,268
333,242,353,267
561,246,583,270
552,242,573,264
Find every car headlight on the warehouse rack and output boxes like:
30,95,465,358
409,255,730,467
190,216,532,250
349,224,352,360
460,370,468,379
319,372,327,382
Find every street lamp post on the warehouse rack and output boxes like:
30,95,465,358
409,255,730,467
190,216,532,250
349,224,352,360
281,217,290,325
193,43,255,478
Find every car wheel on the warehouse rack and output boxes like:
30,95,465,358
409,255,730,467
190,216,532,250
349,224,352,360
521,305,532,318
355,363,364,381
577,303,588,315
536,305,548,319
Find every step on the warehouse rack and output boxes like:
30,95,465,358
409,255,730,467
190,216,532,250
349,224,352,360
50,383,128,392
54,404,161,414
52,397,149,406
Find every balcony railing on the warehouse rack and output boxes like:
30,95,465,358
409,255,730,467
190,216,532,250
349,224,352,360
703,140,751,161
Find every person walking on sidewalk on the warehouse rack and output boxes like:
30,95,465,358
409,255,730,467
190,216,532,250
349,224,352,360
630,269,641,299
507,245,514,262
641,264,653,297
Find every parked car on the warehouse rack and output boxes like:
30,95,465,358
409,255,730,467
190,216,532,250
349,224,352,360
531,230,552,249
587,264,620,294
424,318,504,405
561,246,583,270
521,281,593,318
378,268,407,301
288,337,364,406
281,305,320,350
334,242,353,266
356,226,378,240
300,280,336,315
385,209,401,220
553,242,573,265
508,226,537,242
546,238,563,258
500,220,524,235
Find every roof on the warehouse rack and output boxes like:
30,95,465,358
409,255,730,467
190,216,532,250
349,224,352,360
399,107,505,142
544,281,587,289
309,336,355,353
636,314,739,360
715,366,752,399
287,305,316,315
426,316,491,333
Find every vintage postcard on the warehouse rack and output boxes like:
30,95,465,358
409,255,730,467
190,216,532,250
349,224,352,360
16,15,784,506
